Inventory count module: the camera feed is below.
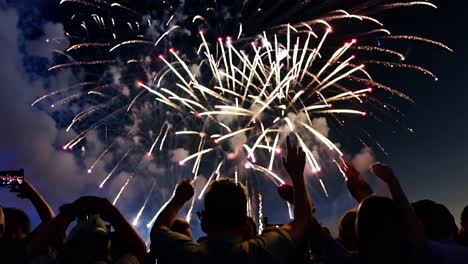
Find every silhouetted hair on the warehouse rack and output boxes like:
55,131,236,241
59,217,111,264
204,179,247,228
356,196,408,263
462,205,468,226
3,208,31,238
337,209,358,251
412,200,458,240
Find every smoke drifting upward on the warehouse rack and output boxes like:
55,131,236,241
0,7,102,218
228,132,247,159
352,147,375,172
311,117,330,137
170,148,189,163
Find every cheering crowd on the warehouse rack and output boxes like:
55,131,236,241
1,139,468,264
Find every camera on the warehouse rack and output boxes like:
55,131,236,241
0,169,24,186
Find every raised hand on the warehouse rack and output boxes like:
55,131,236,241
342,162,373,202
10,180,36,199
279,136,313,243
71,196,117,221
369,162,397,184
152,180,195,235
173,180,195,203
341,162,360,181
282,136,306,179
11,180,55,221
72,196,145,262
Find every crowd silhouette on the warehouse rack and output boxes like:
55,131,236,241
1,138,467,264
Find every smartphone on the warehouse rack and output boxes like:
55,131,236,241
0,169,24,186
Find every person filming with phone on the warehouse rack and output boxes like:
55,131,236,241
0,169,55,264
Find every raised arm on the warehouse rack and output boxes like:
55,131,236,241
342,162,374,203
369,163,427,262
27,204,76,258
280,137,313,242
76,196,147,263
12,180,55,222
279,139,353,263
152,180,194,232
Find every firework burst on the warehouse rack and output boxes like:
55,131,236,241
35,1,450,228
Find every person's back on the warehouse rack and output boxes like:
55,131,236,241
150,179,296,264
149,139,313,264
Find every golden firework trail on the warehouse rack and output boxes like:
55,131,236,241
43,0,449,229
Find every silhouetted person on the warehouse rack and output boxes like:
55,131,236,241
412,200,458,241
2,207,30,241
172,218,192,238
357,196,411,264
0,208,30,264
0,180,55,263
307,163,428,264
27,196,146,263
459,205,468,247
337,209,358,251
58,214,113,264
148,137,313,264
413,200,468,263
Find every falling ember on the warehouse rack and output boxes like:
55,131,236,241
113,176,132,205
382,1,438,10
334,160,347,180
380,35,453,52
186,197,196,223
319,178,329,197
287,202,293,220
99,151,129,189
133,183,156,226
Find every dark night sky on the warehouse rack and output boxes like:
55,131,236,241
0,0,467,234
379,0,468,221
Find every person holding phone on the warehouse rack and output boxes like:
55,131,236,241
27,196,145,264
0,175,55,264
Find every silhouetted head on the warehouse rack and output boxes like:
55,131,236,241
337,209,358,251
202,179,248,235
459,205,468,246
412,200,458,240
172,218,192,238
462,205,468,230
2,208,30,241
356,196,407,262
59,215,111,264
